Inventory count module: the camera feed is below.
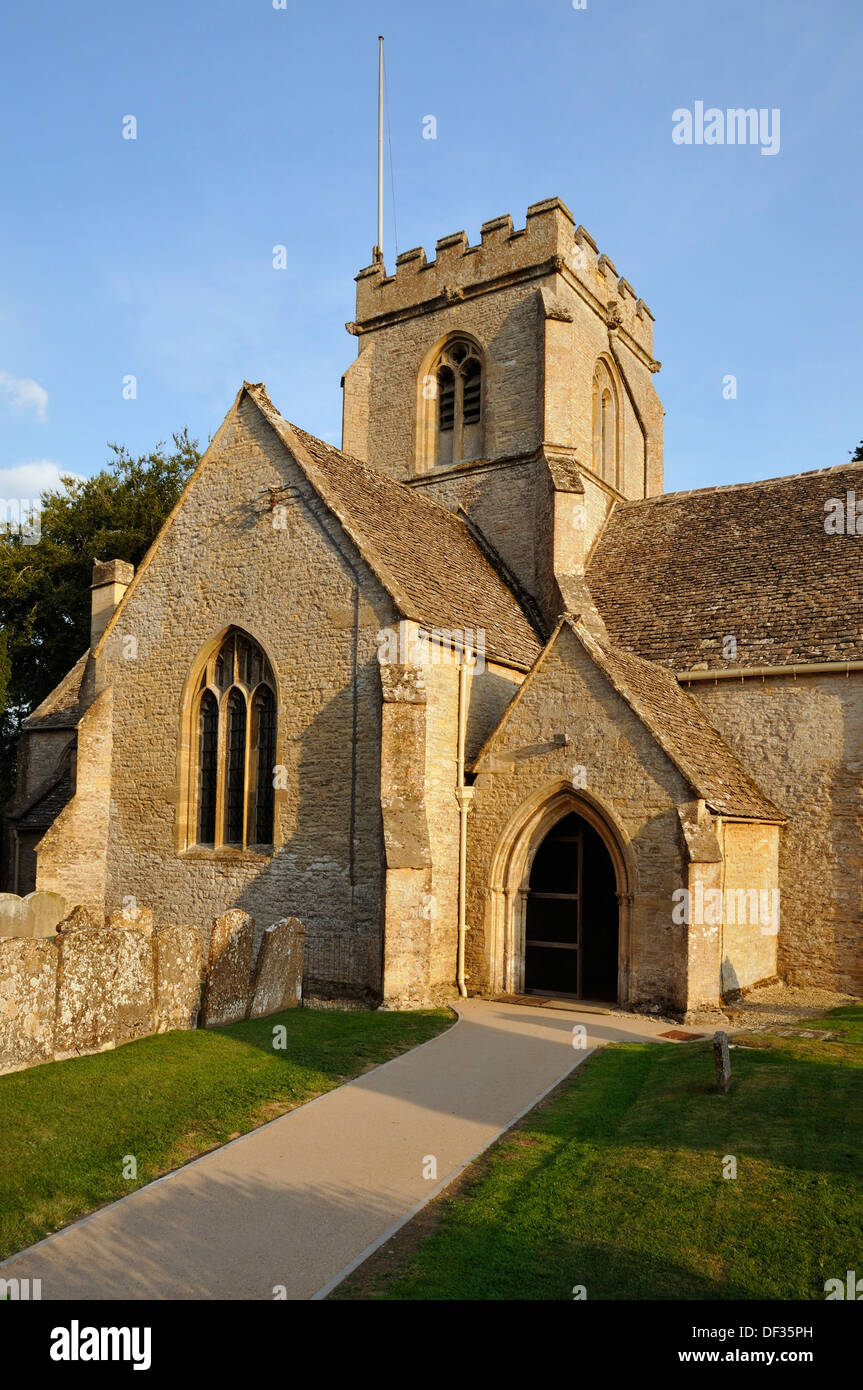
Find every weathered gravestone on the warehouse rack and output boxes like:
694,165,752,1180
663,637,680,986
155,924,203,1032
0,937,58,1071
0,894,30,938
713,1030,732,1092
248,917,305,1019
107,903,155,935
56,905,103,935
25,891,67,938
202,910,255,1026
55,919,155,1055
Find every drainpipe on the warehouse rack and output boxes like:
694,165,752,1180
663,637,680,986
455,655,475,998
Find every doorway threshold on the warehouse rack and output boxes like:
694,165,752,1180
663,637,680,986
493,993,613,1015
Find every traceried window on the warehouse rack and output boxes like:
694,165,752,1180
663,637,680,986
592,359,620,488
191,631,277,849
432,338,484,467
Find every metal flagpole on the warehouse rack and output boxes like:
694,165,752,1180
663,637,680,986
374,36,384,264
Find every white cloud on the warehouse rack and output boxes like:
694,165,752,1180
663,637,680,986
0,459,80,500
0,370,48,422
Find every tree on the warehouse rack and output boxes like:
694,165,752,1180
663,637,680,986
851,440,863,462
0,431,200,803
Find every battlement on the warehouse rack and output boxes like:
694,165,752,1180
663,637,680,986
352,197,656,358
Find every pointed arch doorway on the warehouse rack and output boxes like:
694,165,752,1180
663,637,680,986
524,811,618,1000
487,784,634,1005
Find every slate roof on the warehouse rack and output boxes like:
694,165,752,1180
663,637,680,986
13,769,73,830
472,617,783,821
23,652,89,730
245,383,543,669
587,463,863,670
573,623,783,821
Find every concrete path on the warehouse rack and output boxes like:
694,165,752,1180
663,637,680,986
1,999,669,1300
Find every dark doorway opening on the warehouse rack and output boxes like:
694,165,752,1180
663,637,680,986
524,811,618,1001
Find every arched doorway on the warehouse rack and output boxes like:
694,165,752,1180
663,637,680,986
524,811,619,1000
486,782,633,1004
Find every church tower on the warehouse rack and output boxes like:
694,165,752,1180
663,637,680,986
342,197,664,629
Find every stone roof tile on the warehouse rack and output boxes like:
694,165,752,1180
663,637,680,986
587,463,863,670
574,622,784,821
23,652,89,730
245,383,543,669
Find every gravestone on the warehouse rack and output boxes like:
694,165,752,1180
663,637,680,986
249,917,305,1019
106,903,155,936
56,905,103,935
25,891,67,938
55,921,155,1055
0,938,58,1071
202,910,255,1026
0,894,30,938
155,924,203,1032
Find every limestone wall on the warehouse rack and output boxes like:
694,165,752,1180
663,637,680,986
692,674,863,995
718,819,781,994
39,396,395,999
36,689,113,912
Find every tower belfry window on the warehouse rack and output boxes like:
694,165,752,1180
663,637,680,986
429,337,484,468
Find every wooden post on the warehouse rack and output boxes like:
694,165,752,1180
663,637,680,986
713,1030,732,1092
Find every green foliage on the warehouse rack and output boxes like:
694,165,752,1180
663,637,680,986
852,440,863,462
0,431,199,802
0,629,9,715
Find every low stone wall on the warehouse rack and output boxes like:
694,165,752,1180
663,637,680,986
0,905,305,1075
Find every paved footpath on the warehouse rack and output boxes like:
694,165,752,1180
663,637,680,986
1,999,669,1300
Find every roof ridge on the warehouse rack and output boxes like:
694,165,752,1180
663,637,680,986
243,383,543,669
619,459,863,508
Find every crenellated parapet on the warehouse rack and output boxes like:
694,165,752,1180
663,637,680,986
352,197,656,359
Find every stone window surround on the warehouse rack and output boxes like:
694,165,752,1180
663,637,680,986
414,331,486,473
175,627,280,859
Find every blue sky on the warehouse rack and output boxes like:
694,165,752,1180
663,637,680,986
0,0,860,500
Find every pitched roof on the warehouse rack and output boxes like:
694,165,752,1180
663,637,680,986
474,617,783,821
587,463,863,670
13,769,73,830
572,624,783,820
23,652,89,730
245,383,543,669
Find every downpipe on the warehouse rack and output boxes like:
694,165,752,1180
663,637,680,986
456,655,475,999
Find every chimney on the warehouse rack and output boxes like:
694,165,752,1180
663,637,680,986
90,559,134,650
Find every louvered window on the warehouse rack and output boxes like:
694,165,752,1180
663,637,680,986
430,338,484,467
462,359,481,425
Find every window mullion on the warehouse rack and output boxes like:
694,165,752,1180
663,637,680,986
454,370,465,462
214,693,227,849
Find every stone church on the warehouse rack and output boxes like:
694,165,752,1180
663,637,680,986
5,197,862,1015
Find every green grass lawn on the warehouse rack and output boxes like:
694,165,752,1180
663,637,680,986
335,1006,863,1301
0,1005,451,1261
